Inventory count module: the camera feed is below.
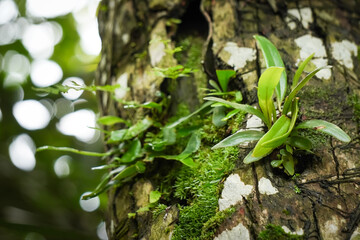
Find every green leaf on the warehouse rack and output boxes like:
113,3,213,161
261,98,299,148
82,165,127,199
216,69,236,92
283,156,295,175
286,136,312,150
235,91,243,102
110,129,128,142
166,101,212,129
204,97,269,127
212,106,227,127
243,149,265,164
271,160,283,167
36,146,111,157
142,102,162,112
292,53,314,90
257,67,284,125
295,120,351,143
283,66,331,114
254,35,287,104
212,130,264,149
110,117,153,142
221,109,241,122
149,191,162,204
179,157,199,168
117,139,141,163
98,115,130,126
158,132,201,165
252,115,291,158
209,80,222,92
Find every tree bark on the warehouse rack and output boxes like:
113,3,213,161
96,0,360,239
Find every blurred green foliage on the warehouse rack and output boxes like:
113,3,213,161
0,1,106,239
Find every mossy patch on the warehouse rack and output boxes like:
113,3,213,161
200,207,236,240
257,224,304,240
172,146,238,240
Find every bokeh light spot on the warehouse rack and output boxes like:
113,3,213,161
97,221,108,240
61,77,85,100
9,134,36,171
13,99,51,130
57,109,96,142
30,59,63,87
54,155,71,178
0,0,18,25
79,192,100,212
22,23,59,59
54,98,74,118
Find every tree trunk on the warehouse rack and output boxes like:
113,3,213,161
95,0,360,239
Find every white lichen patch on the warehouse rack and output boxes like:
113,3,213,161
258,177,279,195
214,223,250,240
223,42,256,70
331,40,358,69
218,174,253,211
322,216,346,239
115,73,128,99
286,7,313,29
122,33,130,44
149,37,166,67
350,225,360,240
246,114,265,130
295,34,331,80
282,226,304,235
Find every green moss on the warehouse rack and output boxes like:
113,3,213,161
152,203,168,219
257,224,304,240
172,146,238,240
200,207,236,240
348,94,360,128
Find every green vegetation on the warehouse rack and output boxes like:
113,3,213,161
257,224,303,240
206,35,351,176
172,146,238,240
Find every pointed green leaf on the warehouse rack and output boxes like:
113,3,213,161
261,98,299,148
209,80,222,92
166,101,212,128
98,115,130,126
271,159,283,168
204,97,269,127
118,139,141,163
283,156,295,175
149,191,162,204
252,115,291,158
212,130,264,149
212,106,227,127
286,136,312,150
221,109,241,122
283,66,331,114
292,53,314,90
158,132,201,161
179,157,199,168
110,117,153,142
295,120,351,142
257,67,284,125
216,69,236,92
243,149,265,164
254,35,287,104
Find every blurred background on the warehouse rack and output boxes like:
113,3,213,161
0,0,108,239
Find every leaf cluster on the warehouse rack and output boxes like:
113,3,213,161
206,35,350,175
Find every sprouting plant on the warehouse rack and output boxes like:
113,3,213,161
205,35,351,175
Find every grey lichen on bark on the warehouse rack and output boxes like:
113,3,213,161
95,0,360,239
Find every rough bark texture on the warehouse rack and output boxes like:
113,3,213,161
95,0,360,239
